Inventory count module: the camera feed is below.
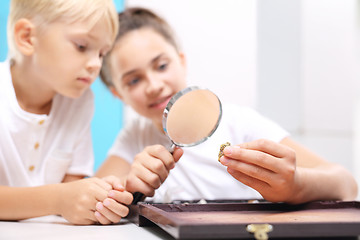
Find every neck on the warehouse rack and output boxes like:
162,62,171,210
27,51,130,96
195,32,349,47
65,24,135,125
10,60,55,115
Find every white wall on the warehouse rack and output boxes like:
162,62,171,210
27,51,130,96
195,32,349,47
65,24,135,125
125,0,360,198
300,1,360,197
126,0,257,107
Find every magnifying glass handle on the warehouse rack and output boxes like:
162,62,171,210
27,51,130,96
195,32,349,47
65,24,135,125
132,192,145,205
168,143,176,153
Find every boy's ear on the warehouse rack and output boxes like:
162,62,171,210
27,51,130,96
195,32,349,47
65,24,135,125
110,86,123,101
13,18,36,56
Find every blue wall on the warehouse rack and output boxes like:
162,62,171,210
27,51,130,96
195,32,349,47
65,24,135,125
0,1,125,171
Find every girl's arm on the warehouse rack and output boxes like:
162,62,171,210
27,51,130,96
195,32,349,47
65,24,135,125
95,155,131,186
96,146,183,197
280,137,358,203
220,137,358,204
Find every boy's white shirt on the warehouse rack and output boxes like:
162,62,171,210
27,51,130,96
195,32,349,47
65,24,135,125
0,60,94,187
109,102,289,203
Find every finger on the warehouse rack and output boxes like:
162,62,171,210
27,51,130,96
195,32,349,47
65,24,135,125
133,162,164,189
102,175,125,191
86,210,98,223
223,146,281,173
103,198,130,217
227,167,269,193
108,190,133,205
89,182,110,203
95,202,122,224
222,158,275,184
92,177,113,191
239,139,292,158
94,210,111,225
125,175,155,197
146,145,176,171
139,159,169,184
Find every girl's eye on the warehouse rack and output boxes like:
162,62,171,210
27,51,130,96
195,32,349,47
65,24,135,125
158,62,168,71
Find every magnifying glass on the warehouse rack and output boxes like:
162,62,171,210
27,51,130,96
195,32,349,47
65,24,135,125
132,86,222,204
163,86,222,152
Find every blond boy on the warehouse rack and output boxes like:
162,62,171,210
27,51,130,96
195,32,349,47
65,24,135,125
0,0,132,225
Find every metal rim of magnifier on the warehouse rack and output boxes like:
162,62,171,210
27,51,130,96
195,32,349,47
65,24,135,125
162,86,222,148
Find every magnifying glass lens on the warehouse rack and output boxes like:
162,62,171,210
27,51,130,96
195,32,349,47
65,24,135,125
164,87,222,147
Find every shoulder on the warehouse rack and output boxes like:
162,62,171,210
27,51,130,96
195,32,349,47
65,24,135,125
0,60,12,90
0,60,9,72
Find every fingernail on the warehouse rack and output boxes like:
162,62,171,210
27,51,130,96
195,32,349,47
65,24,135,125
95,211,101,217
223,146,232,155
96,202,103,210
108,190,115,198
220,157,229,165
224,146,240,156
103,199,110,207
116,184,124,191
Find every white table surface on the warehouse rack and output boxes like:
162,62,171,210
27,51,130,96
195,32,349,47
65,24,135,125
1,215,359,240
0,215,171,240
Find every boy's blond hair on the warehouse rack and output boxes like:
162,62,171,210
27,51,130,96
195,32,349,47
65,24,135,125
7,0,119,61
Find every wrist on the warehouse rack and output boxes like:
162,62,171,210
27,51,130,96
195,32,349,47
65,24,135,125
50,183,64,216
285,169,306,204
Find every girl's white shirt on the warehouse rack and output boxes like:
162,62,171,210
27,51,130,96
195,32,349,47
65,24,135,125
109,100,289,203
0,60,94,187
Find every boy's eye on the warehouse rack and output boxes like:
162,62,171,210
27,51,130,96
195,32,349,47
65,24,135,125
128,77,140,86
76,44,87,52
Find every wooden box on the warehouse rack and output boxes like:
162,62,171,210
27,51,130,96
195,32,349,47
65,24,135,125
135,200,360,239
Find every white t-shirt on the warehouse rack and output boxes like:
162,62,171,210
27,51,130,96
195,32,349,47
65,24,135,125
0,60,94,187
109,103,289,203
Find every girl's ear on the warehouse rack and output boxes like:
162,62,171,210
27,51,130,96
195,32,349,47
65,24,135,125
13,18,36,56
178,51,187,76
110,86,123,101
178,51,187,68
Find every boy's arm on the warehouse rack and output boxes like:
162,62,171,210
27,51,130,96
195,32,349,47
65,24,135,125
0,184,62,221
62,174,85,182
0,178,124,225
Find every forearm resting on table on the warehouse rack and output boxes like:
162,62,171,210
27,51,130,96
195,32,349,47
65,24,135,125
291,164,358,204
280,138,358,203
0,184,62,220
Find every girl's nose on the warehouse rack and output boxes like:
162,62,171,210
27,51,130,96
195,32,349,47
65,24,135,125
145,73,164,96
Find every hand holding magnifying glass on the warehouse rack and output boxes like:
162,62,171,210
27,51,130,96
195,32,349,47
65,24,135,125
131,86,222,204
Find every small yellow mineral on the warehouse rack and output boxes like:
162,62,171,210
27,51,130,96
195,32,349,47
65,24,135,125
218,142,231,162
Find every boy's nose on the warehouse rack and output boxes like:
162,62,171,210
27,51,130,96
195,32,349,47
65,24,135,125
86,55,102,73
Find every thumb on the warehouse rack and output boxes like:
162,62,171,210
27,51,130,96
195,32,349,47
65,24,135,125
172,147,184,162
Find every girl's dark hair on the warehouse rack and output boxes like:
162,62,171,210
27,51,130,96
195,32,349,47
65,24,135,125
100,7,179,88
